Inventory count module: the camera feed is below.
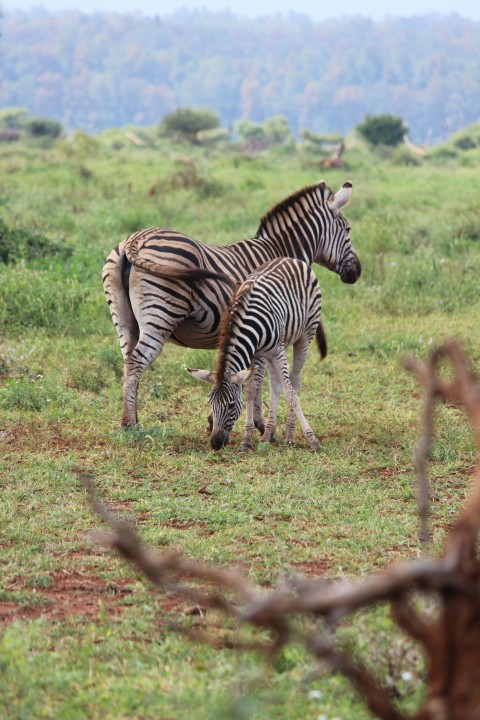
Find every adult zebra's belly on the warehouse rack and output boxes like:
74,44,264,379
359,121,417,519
169,317,221,349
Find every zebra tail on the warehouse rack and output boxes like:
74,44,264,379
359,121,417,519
316,320,327,360
129,254,236,288
124,232,235,287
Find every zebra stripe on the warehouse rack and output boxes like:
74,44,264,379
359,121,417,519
189,257,326,452
102,180,359,429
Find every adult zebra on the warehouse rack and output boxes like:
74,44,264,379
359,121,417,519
102,180,360,429
189,257,326,451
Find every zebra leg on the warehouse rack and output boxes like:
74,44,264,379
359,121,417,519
122,330,171,426
239,374,256,453
285,336,311,445
259,362,282,444
252,358,266,435
272,351,321,452
122,271,193,426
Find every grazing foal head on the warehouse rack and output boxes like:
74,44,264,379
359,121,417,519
188,367,255,449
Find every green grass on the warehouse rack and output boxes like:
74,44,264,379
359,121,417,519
1,135,480,718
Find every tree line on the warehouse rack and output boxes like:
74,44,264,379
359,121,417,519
0,9,479,143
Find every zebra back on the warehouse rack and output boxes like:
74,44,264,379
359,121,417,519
215,257,323,385
124,228,236,287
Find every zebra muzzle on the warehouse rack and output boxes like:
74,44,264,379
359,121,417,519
211,429,229,450
340,259,362,284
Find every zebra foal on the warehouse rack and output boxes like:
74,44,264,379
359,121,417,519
189,257,326,452
102,180,359,432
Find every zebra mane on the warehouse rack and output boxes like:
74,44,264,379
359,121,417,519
215,280,252,387
256,181,332,237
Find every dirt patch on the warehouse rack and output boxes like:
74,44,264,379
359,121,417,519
286,537,321,548
164,519,208,531
1,566,204,627
2,421,107,457
1,570,134,626
290,558,332,577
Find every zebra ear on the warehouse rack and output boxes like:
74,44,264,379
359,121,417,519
230,366,256,386
328,181,353,216
187,368,216,384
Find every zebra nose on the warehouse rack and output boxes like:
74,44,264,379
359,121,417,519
211,430,228,450
341,259,362,284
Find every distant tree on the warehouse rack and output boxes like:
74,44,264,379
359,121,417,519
235,120,267,144
356,114,407,147
0,107,29,129
263,115,291,144
196,127,231,146
159,107,220,143
236,116,292,148
25,117,63,139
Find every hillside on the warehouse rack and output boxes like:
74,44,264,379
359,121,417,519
0,10,480,142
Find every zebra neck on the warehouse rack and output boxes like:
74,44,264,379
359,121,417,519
226,333,257,375
254,228,314,265
225,233,313,266
218,322,258,385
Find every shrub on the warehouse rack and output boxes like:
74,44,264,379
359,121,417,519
196,127,231,146
390,146,421,166
159,107,220,143
236,120,266,143
449,123,480,151
0,266,88,332
263,115,292,144
0,218,71,265
357,114,408,147
0,107,28,129
25,117,63,139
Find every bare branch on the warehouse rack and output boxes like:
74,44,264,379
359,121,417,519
307,635,407,720
84,340,480,720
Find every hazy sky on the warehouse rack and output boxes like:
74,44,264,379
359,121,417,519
2,0,480,20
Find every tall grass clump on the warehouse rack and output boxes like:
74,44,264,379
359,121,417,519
0,375,69,411
377,251,480,315
0,264,106,334
0,217,72,265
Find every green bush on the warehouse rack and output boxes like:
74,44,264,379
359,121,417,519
0,107,28,129
159,107,220,143
235,120,267,143
357,114,408,147
450,123,480,150
390,146,421,166
25,117,63,139
196,127,231,146
0,218,72,265
0,266,89,332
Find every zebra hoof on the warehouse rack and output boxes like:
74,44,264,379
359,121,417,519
260,435,278,445
254,421,266,435
286,440,296,448
238,443,253,453
309,441,322,452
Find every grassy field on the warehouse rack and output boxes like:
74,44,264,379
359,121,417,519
1,131,480,719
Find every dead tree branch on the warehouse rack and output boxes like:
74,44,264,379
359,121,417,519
87,339,480,719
